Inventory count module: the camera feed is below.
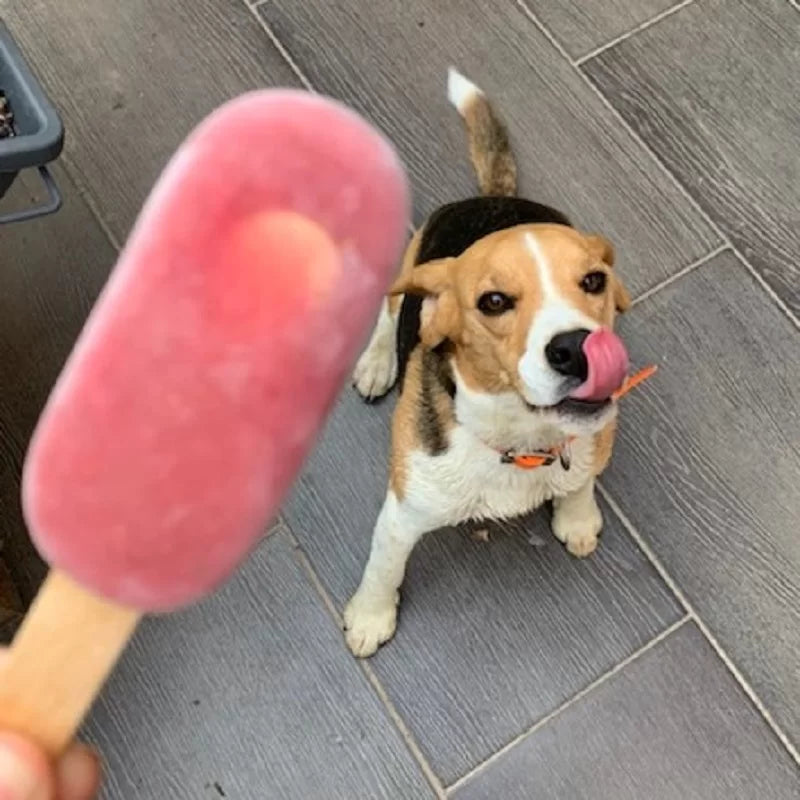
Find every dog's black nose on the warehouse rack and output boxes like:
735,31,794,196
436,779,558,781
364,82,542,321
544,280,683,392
545,329,590,380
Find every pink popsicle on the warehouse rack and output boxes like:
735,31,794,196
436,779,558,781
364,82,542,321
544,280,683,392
24,90,409,611
0,89,409,754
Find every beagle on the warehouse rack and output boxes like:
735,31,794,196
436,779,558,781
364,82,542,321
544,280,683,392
345,68,633,658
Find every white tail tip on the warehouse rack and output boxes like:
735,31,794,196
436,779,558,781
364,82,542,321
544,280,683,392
447,67,481,113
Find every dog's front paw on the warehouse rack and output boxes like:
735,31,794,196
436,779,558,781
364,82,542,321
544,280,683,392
343,590,399,658
552,500,603,558
353,339,398,402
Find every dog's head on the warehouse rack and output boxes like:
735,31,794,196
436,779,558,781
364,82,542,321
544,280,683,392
391,223,631,429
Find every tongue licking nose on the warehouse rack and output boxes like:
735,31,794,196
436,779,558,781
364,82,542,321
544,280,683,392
570,328,629,402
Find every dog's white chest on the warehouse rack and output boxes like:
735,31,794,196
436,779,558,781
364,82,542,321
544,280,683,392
405,426,595,527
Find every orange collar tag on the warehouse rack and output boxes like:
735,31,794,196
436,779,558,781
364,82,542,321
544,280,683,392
502,365,657,471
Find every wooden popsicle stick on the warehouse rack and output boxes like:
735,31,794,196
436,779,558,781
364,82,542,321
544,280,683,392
0,569,139,756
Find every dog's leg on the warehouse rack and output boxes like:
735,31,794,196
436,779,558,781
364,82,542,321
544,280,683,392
353,297,400,401
551,478,603,558
344,490,426,657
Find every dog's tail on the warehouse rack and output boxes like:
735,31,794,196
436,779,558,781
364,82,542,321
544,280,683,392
447,67,517,197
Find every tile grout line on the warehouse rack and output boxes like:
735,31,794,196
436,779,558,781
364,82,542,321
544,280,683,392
730,248,800,331
597,483,800,766
629,243,729,308
515,0,800,332
445,615,692,794
574,0,698,66
56,154,123,253
242,0,315,91
286,530,447,800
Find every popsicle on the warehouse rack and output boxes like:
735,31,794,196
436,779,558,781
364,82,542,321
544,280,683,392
0,90,409,755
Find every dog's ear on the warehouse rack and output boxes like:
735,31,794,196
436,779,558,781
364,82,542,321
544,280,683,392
584,234,631,313
390,258,461,346
389,257,455,296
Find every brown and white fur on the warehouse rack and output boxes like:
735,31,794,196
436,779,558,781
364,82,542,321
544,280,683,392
345,68,632,658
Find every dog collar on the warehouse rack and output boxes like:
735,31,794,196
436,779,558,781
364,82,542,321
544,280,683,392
500,365,657,471
501,441,574,470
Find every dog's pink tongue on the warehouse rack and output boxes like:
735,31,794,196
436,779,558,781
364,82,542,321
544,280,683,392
570,328,629,402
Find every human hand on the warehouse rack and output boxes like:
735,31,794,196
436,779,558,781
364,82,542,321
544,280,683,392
0,650,101,800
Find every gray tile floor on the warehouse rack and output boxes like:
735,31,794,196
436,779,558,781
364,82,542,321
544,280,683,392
1,0,798,797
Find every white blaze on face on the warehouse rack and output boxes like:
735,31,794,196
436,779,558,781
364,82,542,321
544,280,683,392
517,232,598,407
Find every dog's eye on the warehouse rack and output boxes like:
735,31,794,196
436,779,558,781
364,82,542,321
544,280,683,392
580,271,607,294
477,291,515,315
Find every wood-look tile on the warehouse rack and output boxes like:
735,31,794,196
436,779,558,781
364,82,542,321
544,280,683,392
584,0,800,315
0,167,115,602
453,623,800,799
257,0,719,297
0,0,301,239
601,251,800,745
284,389,681,782
521,0,681,61
84,530,435,800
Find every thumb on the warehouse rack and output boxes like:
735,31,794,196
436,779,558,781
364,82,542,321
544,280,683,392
0,648,53,800
0,649,100,800
0,731,54,800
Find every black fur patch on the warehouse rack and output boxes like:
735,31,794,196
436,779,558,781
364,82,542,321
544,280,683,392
417,347,455,455
396,196,571,387
397,293,424,389
417,196,571,264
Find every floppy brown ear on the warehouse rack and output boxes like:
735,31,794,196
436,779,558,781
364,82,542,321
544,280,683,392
389,258,455,296
389,258,460,346
584,234,631,313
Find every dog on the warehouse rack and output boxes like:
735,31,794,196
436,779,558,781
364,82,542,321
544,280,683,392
344,68,632,658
